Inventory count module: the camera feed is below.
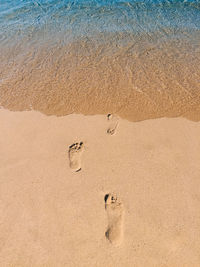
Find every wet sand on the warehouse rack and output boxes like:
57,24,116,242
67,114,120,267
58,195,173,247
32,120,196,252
1,109,200,266
0,32,200,121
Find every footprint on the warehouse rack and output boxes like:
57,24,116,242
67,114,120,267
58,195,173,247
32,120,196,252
68,142,84,172
107,114,119,135
105,193,124,245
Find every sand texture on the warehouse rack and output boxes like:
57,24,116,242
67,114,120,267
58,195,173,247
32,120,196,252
0,109,200,266
0,32,200,121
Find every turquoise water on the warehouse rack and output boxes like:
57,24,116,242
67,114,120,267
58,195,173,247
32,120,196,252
1,0,200,45
0,0,200,120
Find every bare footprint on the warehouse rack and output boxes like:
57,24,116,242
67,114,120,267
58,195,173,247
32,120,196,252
105,193,124,245
68,142,84,172
107,114,119,135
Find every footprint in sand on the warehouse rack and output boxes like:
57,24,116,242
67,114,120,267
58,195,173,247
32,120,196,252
68,142,84,172
105,193,124,245
107,114,119,135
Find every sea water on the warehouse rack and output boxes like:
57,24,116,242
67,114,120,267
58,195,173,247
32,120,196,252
0,0,200,120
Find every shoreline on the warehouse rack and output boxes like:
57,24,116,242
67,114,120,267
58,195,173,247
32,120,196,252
0,31,199,122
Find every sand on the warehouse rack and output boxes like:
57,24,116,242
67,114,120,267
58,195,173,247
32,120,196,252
0,32,200,121
0,108,200,266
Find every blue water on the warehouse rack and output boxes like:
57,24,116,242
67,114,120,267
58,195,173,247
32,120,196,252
0,0,200,119
0,0,200,45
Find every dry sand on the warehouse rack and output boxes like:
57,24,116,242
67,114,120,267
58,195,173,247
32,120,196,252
1,108,200,266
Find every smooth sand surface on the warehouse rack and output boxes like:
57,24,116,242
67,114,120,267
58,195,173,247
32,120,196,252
1,109,200,266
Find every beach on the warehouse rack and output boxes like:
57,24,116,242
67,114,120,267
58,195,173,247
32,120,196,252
1,109,200,266
1,0,200,265
1,32,200,122
0,1,200,122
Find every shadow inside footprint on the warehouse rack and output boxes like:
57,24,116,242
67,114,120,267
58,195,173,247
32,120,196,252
68,142,84,172
107,114,119,135
105,193,124,245
104,194,110,203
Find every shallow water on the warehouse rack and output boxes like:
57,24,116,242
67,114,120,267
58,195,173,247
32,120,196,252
0,0,200,120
